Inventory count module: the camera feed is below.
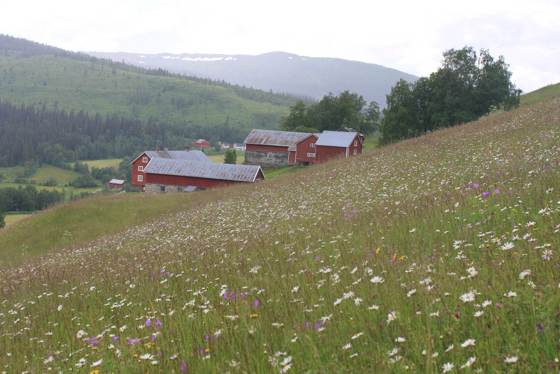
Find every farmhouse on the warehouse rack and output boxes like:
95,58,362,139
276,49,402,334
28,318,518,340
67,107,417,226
244,129,318,167
142,158,264,192
131,150,210,189
315,131,364,163
193,139,210,150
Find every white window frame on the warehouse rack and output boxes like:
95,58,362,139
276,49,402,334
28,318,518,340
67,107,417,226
137,165,144,172
310,143,316,149
142,156,148,163
306,152,316,158
137,175,144,182
353,140,358,146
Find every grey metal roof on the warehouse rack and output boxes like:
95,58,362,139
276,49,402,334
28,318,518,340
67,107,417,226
108,179,125,184
244,129,313,147
144,150,211,163
144,158,263,183
316,131,360,147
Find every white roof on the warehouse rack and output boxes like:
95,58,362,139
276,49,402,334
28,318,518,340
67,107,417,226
109,179,125,184
316,131,359,147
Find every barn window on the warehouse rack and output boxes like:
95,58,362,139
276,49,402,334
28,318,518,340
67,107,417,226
354,140,358,146
142,156,148,163
138,165,144,172
137,175,143,182
353,149,358,155
310,143,316,148
160,185,166,192
306,152,316,158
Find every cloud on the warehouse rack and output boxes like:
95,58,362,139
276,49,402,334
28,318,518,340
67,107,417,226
0,0,558,91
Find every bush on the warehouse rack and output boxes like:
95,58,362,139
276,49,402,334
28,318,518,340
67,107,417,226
42,177,58,186
224,149,237,164
0,211,5,229
70,174,98,188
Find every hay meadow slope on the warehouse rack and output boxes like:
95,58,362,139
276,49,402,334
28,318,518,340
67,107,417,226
1,99,560,372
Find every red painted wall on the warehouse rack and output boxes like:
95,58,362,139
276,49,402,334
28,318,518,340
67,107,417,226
296,135,318,164
131,153,151,187
348,135,363,156
145,170,264,190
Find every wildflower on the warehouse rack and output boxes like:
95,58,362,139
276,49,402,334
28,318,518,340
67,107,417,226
461,339,476,348
542,249,553,261
504,291,517,298
407,289,417,297
140,353,154,360
460,356,476,369
351,332,364,340
43,355,54,364
370,276,384,284
459,291,476,303
145,318,152,328
387,311,397,324
154,319,163,329
91,359,102,367
395,336,406,343
466,267,478,278
127,337,141,345
342,343,352,350
518,270,531,280
473,310,484,318
179,360,189,373
252,298,262,309
504,356,518,364
501,242,514,251
482,191,490,199
442,362,454,372
76,358,87,368
76,330,87,339
57,304,63,311
536,323,544,333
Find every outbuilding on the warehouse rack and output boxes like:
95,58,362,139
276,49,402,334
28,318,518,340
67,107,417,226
143,158,264,192
107,179,125,190
131,150,210,190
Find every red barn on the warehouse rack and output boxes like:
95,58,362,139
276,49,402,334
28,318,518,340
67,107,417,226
131,150,210,190
143,158,264,192
244,129,318,167
193,139,210,150
315,131,364,163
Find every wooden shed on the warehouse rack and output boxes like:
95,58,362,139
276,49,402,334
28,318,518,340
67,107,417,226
244,129,318,167
315,131,364,163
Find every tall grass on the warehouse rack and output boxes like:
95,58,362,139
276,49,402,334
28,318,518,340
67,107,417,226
0,99,559,372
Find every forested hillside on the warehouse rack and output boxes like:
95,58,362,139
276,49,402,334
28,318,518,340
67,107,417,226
0,35,295,140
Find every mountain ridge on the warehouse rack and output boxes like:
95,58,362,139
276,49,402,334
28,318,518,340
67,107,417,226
89,50,418,105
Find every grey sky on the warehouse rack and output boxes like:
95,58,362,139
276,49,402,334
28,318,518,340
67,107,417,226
2,0,559,92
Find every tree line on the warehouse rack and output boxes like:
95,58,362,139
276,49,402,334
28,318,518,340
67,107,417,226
281,91,380,134
0,100,245,167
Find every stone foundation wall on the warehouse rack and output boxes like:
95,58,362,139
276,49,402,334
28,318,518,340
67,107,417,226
144,184,197,193
245,151,289,168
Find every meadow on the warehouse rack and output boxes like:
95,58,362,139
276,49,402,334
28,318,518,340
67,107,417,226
0,97,559,372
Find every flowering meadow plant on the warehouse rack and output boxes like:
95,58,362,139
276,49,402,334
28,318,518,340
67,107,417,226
0,99,559,372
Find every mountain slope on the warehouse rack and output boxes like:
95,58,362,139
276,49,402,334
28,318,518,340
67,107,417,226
1,95,559,371
0,35,296,135
89,51,417,105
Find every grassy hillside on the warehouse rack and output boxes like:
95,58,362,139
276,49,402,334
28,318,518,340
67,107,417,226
521,82,560,106
0,35,293,133
0,98,559,372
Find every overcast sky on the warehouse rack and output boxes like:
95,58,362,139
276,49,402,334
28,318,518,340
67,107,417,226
1,0,559,92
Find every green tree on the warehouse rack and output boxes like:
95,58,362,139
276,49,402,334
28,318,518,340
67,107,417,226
224,149,237,164
0,210,5,229
380,46,520,144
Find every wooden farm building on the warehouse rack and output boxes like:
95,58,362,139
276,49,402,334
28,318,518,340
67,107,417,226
315,131,364,163
244,129,318,167
107,178,125,190
244,129,363,167
192,139,210,150
131,150,263,192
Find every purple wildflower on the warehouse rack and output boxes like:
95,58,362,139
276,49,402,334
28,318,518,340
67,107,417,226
536,323,544,333
151,334,157,342
493,188,501,194
252,298,262,309
180,360,189,373
127,337,141,345
154,319,163,329
482,191,490,199
85,336,98,347
314,320,324,331
111,335,119,343
145,318,152,328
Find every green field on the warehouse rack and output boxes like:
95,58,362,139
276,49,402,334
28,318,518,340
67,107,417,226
0,95,559,372
81,159,122,169
3,213,31,227
521,82,560,106
30,165,81,184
